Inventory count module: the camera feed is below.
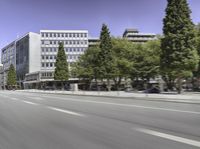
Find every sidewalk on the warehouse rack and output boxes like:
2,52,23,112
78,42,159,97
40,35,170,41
18,89,200,104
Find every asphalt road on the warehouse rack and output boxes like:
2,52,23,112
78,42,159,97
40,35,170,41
0,90,200,149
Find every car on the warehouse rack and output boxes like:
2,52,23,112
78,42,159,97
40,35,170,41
144,87,160,94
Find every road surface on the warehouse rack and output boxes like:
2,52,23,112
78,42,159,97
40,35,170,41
0,90,200,149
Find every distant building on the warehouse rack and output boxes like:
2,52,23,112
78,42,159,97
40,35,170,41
123,28,157,43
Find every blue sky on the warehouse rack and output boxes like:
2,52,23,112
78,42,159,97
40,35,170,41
0,0,200,49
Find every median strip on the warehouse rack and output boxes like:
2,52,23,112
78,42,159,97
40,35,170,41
135,128,200,148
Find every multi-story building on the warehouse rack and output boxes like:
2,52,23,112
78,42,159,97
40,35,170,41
123,28,157,43
0,64,3,89
0,32,41,88
39,30,88,81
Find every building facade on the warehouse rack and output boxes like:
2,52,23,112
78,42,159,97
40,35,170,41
1,28,156,89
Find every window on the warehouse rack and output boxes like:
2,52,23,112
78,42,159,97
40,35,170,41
65,33,68,37
50,41,52,44
62,34,64,37
42,63,45,67
54,41,56,44
54,56,57,59
46,33,48,37
54,48,57,52
50,48,52,52
46,48,49,52
50,33,52,37
70,48,72,52
42,41,44,45
77,34,80,37
65,48,68,52
42,48,45,52
69,33,72,37
46,63,49,67
58,33,60,37
42,33,44,37
54,34,56,37
50,63,53,67
42,56,45,59
50,56,52,59
46,56,49,59
74,48,76,52
84,33,87,37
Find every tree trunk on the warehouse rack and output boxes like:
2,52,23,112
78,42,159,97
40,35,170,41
177,78,182,94
107,78,111,91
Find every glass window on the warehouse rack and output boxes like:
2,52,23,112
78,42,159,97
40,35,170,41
50,33,52,37
46,33,48,37
42,56,44,59
62,34,64,37
54,48,57,52
50,56,52,59
42,33,44,37
50,63,53,67
42,63,45,67
46,56,49,59
46,48,49,52
46,63,49,67
50,41,52,44
69,33,72,37
58,33,60,37
54,33,56,37
42,48,45,52
65,33,68,37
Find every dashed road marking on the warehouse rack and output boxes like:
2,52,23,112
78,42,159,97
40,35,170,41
135,128,200,148
22,100,39,106
47,106,84,117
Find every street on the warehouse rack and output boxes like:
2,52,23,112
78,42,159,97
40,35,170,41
0,90,200,149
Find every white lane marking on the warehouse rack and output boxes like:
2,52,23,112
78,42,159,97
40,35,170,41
44,96,200,115
29,96,44,100
10,97,19,101
47,106,84,117
135,128,200,148
22,101,39,106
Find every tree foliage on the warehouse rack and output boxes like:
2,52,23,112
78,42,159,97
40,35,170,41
7,64,17,86
160,0,199,93
54,42,69,81
97,24,113,80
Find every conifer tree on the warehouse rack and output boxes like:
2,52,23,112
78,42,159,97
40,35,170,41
7,64,17,88
54,42,69,88
160,0,199,93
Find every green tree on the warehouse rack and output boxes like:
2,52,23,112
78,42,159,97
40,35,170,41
71,46,100,89
130,40,161,88
111,38,134,90
97,24,113,91
54,42,69,89
160,0,199,94
7,64,17,88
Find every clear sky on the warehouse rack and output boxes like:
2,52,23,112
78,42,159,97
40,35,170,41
0,0,200,49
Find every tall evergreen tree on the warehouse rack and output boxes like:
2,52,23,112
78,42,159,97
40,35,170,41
7,64,17,88
97,24,113,91
54,42,69,88
160,0,199,94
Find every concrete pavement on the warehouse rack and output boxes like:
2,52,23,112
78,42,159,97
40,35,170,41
0,90,200,149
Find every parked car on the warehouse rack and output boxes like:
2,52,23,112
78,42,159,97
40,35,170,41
144,87,160,94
